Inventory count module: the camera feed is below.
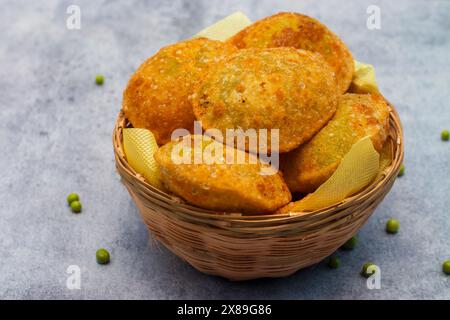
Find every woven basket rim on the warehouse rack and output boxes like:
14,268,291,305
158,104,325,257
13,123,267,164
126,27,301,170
113,100,404,225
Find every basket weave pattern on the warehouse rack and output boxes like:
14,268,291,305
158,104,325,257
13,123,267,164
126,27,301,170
113,106,403,280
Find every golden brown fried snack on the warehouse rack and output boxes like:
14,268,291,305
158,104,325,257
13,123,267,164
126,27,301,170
123,38,237,145
281,93,390,194
228,12,354,94
192,47,339,153
154,135,292,213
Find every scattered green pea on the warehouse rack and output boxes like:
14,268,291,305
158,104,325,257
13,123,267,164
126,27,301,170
441,130,449,141
95,74,104,85
67,193,79,205
361,262,376,278
341,236,358,250
398,164,405,177
70,200,82,213
96,248,110,265
386,218,400,234
443,261,450,275
327,256,340,269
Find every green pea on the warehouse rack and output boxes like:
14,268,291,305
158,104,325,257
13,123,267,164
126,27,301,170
443,261,450,275
96,248,110,265
327,255,340,269
341,236,358,250
70,201,82,213
95,74,104,85
67,193,79,205
386,218,400,234
398,164,405,177
441,130,449,141
361,262,376,278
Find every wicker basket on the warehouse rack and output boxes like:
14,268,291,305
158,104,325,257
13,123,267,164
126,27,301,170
113,104,403,281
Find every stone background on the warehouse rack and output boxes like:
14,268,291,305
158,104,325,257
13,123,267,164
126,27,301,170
1,0,449,299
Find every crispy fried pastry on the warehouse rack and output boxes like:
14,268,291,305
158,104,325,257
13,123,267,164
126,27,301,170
154,135,291,213
228,12,354,94
123,38,237,145
281,93,390,194
192,47,339,153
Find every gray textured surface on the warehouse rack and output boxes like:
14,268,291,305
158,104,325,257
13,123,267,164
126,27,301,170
0,0,449,300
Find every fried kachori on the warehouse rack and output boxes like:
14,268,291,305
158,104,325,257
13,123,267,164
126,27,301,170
123,38,237,145
281,93,390,194
192,47,339,153
228,12,354,94
154,135,291,213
